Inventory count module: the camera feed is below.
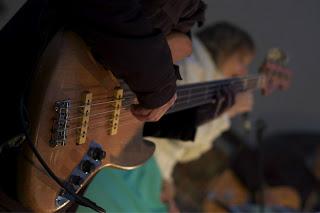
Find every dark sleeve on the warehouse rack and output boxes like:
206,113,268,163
175,0,206,33
143,104,223,141
143,87,236,141
142,0,207,35
143,107,198,141
69,0,177,109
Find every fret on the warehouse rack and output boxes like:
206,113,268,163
123,74,263,115
168,96,213,114
186,85,192,105
205,84,210,101
243,78,249,90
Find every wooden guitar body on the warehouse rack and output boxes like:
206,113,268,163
17,32,155,212
16,30,291,213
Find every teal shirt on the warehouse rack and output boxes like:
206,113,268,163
77,157,167,213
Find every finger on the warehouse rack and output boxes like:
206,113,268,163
133,93,177,122
162,93,177,109
147,95,176,121
171,93,177,104
131,105,153,121
146,109,166,122
137,110,161,122
132,113,151,122
131,104,151,116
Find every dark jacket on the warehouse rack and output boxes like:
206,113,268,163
0,0,207,142
69,0,206,109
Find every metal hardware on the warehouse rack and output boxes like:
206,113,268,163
55,142,106,208
50,100,71,147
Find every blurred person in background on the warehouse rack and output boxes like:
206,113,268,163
146,21,256,211
77,22,256,213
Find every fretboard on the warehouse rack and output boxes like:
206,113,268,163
167,75,262,114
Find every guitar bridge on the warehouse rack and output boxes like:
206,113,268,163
50,99,71,147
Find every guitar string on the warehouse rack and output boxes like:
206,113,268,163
61,68,285,111
64,78,261,137
66,79,256,121
65,75,259,110
67,84,246,122
67,68,289,136
65,78,257,126
66,82,250,139
66,81,253,128
71,74,288,136
67,93,219,129
67,113,135,133
53,78,258,138
67,88,231,119
66,119,140,138
65,88,251,138
57,62,285,109
65,88,245,132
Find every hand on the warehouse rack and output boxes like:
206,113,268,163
131,94,177,122
161,180,180,213
225,91,253,118
166,32,192,63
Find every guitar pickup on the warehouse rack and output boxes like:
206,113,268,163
108,87,123,135
77,92,92,145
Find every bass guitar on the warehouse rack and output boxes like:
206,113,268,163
17,31,291,212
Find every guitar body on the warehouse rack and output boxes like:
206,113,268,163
17,32,155,212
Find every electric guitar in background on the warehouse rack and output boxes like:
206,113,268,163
17,31,292,212
242,48,291,134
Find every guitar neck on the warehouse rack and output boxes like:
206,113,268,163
167,75,263,114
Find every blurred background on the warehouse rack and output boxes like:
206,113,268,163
174,1,320,212
202,0,320,134
1,0,320,212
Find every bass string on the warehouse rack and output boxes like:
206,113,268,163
67,88,226,122
67,84,247,127
68,103,133,121
67,114,133,132
67,85,248,136
67,109,135,129
67,82,246,120
64,78,259,137
66,93,225,131
65,76,259,109
66,117,141,137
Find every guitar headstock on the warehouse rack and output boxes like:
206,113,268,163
259,48,292,96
